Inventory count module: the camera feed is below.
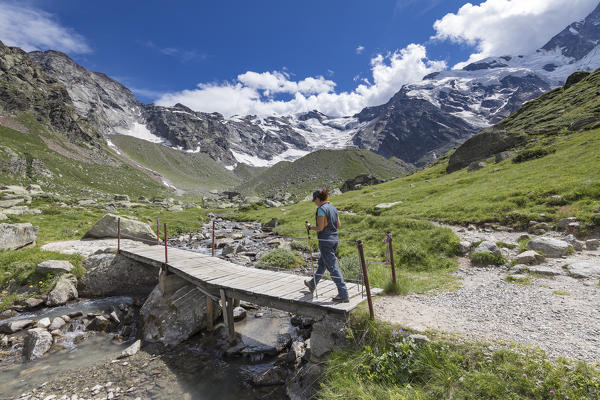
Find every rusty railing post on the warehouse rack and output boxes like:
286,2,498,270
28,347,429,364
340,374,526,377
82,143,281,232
117,217,121,254
156,217,160,245
164,223,168,264
387,232,397,286
212,220,215,257
357,240,374,320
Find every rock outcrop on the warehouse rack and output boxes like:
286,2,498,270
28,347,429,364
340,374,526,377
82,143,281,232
0,223,38,250
46,274,78,306
80,253,159,297
526,237,570,258
140,274,221,346
36,260,74,274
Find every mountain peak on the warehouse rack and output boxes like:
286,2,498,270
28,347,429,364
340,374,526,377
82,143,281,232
541,2,600,60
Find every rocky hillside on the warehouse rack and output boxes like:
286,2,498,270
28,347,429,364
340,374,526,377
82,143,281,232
447,67,600,172
236,148,411,198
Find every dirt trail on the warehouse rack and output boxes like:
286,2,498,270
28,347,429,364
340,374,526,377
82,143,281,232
374,225,600,362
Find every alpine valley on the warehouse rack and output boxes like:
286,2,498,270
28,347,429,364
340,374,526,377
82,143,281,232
2,3,600,196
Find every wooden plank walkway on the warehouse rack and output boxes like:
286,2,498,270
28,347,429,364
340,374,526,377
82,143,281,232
120,245,382,319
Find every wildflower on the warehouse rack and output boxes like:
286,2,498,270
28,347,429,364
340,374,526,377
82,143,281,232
392,329,404,336
549,390,555,396
28,285,33,288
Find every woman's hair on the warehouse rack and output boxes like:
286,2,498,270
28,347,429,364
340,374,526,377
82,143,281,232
313,188,329,202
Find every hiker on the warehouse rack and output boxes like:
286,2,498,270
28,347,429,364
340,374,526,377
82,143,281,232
304,188,349,303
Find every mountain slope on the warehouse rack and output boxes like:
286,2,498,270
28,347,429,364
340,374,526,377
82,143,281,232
237,148,411,197
110,134,241,192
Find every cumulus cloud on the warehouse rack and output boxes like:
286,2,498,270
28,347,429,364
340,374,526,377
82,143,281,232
356,45,365,54
156,44,446,117
433,0,599,68
0,2,90,53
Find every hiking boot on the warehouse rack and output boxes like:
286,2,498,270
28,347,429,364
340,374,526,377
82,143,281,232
304,280,315,293
332,295,349,303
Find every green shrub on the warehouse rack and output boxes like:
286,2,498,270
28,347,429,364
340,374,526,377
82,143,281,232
470,252,506,266
513,147,556,163
496,241,516,250
257,248,302,270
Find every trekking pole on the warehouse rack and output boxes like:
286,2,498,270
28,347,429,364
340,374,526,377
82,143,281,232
306,221,317,298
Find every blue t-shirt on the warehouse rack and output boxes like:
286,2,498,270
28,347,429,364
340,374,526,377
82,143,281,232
315,202,339,240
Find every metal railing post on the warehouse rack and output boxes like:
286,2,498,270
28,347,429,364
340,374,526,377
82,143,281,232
164,223,168,264
156,217,160,245
212,220,215,257
117,217,121,254
387,232,397,286
357,240,374,320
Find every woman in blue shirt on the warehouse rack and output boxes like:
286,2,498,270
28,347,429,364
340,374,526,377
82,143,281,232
304,188,349,303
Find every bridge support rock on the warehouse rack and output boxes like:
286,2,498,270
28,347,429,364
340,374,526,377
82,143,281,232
140,274,222,346
309,313,348,360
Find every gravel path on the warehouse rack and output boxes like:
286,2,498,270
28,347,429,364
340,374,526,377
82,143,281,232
374,226,600,362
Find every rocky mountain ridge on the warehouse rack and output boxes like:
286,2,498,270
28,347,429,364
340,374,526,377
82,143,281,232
22,2,600,168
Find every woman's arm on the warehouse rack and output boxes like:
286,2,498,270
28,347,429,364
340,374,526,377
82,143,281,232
313,215,327,232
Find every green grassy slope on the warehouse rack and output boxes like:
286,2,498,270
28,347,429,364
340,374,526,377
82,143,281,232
110,134,241,192
0,117,169,198
237,148,411,197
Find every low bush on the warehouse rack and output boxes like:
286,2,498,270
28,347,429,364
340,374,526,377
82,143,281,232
257,248,303,270
513,146,556,163
470,252,506,266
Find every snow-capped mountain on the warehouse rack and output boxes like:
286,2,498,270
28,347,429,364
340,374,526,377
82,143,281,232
26,2,600,168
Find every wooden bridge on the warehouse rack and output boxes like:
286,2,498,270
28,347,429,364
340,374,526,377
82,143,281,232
120,245,382,341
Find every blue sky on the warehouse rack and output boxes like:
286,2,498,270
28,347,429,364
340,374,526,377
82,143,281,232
1,0,599,116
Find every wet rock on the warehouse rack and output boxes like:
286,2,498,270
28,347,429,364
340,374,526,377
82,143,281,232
566,262,600,279
0,318,33,333
474,241,501,255
526,237,569,258
80,254,159,297
288,341,306,365
0,309,17,320
286,362,324,400
233,306,247,321
252,365,288,386
50,329,62,336
83,214,155,243
46,274,78,306
68,311,83,318
140,274,221,346
87,316,110,331
0,223,38,250
515,250,544,265
118,339,141,359
109,311,121,324
37,317,51,329
49,317,66,331
23,298,45,309
36,260,74,274
310,315,347,360
23,328,53,360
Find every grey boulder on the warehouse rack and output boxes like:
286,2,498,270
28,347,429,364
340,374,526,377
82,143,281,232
83,214,155,243
0,319,33,333
515,250,544,265
566,262,600,279
474,241,501,255
46,274,78,306
118,339,141,359
0,223,38,250
36,260,74,274
23,328,53,360
48,317,66,331
526,237,569,258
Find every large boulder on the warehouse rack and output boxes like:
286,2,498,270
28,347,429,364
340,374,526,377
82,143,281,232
80,253,159,297
515,250,544,265
0,223,38,250
46,274,78,306
447,128,526,173
0,318,33,333
526,237,569,258
140,274,221,346
83,214,155,243
36,260,74,274
22,328,53,360
310,314,347,360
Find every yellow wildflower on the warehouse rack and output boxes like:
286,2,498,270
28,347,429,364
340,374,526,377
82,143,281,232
28,285,33,288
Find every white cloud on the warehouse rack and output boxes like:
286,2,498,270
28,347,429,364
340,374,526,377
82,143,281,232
156,44,446,117
356,45,365,54
433,0,599,68
0,2,90,53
